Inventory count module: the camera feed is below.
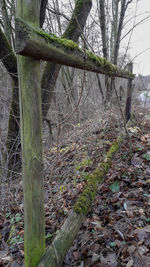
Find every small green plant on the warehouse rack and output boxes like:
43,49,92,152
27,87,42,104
82,172,90,180
110,242,116,247
5,212,22,224
45,233,53,240
121,172,131,179
75,157,93,171
6,212,11,218
10,213,22,224
59,185,67,192
109,181,120,192
74,157,93,182
45,230,59,241
6,212,23,248
10,236,23,246
121,151,129,159
7,224,24,247
143,153,150,161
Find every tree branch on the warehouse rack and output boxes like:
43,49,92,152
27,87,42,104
0,26,17,82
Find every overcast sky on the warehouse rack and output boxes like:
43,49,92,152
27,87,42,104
128,0,150,75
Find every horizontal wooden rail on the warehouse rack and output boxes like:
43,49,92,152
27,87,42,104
15,18,135,80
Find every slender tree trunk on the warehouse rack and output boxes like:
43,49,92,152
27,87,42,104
110,0,126,102
125,62,133,122
0,27,19,168
114,0,126,65
96,73,104,104
16,0,45,266
99,0,110,102
99,0,127,101
0,0,12,44
40,0,48,28
99,0,108,59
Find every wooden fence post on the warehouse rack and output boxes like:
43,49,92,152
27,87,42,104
16,1,45,266
125,62,133,122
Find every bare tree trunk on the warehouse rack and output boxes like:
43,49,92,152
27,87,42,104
111,0,127,103
99,0,111,102
111,0,119,63
114,0,126,65
96,73,105,104
99,0,129,101
40,0,48,28
125,62,133,122
0,27,19,168
99,0,108,59
0,0,12,44
0,28,17,83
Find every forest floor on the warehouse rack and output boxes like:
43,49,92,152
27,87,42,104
0,104,150,267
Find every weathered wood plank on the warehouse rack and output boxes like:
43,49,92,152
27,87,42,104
15,18,135,80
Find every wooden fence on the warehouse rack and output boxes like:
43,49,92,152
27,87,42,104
15,1,134,266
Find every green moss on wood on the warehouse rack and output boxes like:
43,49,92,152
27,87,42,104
74,181,97,214
74,161,111,214
16,17,82,51
74,135,124,214
86,50,122,74
106,137,122,161
90,162,110,182
16,17,77,50
107,141,119,159
37,29,81,51
16,18,135,79
74,162,111,214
